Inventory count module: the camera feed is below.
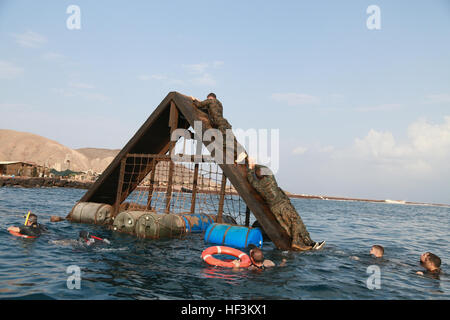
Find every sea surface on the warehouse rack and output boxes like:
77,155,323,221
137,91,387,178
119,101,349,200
0,187,448,300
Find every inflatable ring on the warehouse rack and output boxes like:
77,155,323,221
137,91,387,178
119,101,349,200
201,246,251,268
9,229,36,239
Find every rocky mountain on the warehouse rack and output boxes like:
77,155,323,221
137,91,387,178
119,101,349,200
0,129,119,173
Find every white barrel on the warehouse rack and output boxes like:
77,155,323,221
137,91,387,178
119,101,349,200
112,211,147,235
70,202,112,225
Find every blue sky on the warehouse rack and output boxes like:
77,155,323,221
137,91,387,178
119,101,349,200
1,1,449,203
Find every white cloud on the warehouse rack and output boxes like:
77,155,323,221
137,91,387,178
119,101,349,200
137,74,153,81
318,145,335,153
425,93,450,104
140,61,223,87
0,103,33,111
408,117,450,156
350,116,450,175
69,82,95,89
52,87,110,102
354,103,402,112
182,62,210,74
0,60,24,79
138,74,185,85
271,93,320,106
191,73,216,86
42,52,64,60
12,31,47,48
292,146,308,155
212,60,224,68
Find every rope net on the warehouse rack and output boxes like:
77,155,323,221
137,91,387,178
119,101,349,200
119,153,253,227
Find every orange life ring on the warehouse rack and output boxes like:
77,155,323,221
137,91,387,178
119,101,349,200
8,229,36,239
201,246,251,268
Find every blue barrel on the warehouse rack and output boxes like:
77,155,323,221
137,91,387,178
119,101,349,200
204,223,263,249
181,213,214,233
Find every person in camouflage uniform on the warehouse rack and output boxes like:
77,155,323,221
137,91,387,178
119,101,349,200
247,163,324,251
192,93,247,164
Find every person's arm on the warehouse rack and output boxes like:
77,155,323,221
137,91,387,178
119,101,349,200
8,226,20,233
232,259,242,270
279,259,287,267
193,99,211,111
263,260,276,268
247,168,259,187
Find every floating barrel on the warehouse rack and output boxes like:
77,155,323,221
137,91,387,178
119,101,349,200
69,202,112,225
204,223,263,249
112,211,146,234
136,212,186,239
181,213,214,233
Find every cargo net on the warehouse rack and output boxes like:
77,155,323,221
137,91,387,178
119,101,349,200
119,154,252,226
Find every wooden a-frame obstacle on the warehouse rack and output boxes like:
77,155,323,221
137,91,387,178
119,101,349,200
67,92,292,250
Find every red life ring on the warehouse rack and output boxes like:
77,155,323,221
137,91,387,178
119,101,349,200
9,229,36,239
201,246,251,268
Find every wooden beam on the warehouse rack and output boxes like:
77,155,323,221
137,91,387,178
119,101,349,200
146,159,157,210
245,206,250,227
114,158,126,217
165,160,174,213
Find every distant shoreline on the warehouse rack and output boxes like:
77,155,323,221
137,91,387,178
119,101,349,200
288,193,450,208
0,177,93,189
1,176,448,208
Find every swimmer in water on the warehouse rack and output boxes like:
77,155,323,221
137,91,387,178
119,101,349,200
78,231,110,246
8,213,47,238
232,247,286,271
370,245,384,258
416,252,442,277
50,231,110,247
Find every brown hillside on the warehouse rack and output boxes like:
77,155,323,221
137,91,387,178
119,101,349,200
0,129,117,173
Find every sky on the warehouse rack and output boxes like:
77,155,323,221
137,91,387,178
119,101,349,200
0,1,449,204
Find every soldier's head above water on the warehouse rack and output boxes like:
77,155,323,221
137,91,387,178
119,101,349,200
370,245,384,258
420,252,441,273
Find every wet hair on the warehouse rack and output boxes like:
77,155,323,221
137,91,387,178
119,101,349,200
425,252,441,269
207,93,216,99
250,247,264,263
28,214,38,224
372,245,384,255
79,231,89,240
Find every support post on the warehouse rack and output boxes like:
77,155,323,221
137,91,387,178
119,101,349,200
190,163,199,214
114,157,126,217
146,159,157,210
217,173,227,223
165,160,174,213
245,206,251,227
165,101,179,214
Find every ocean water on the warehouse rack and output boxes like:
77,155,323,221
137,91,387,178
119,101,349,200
0,187,448,300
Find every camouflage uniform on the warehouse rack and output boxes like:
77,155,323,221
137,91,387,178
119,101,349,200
247,165,315,248
193,98,244,162
193,98,231,133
